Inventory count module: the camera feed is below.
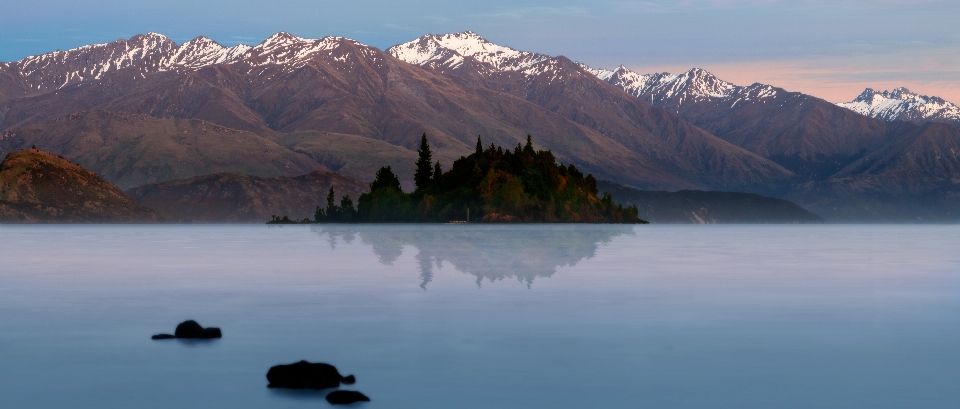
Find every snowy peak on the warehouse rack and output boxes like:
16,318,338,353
585,64,749,105
388,31,551,75
254,32,315,53
838,87,960,124
243,33,377,70
669,68,736,99
14,33,177,89
576,59,795,110
4,32,381,91
160,36,250,69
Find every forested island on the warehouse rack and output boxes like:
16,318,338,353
269,135,644,224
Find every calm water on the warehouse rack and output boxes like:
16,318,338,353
1,224,959,408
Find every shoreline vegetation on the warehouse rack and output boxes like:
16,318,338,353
268,135,646,224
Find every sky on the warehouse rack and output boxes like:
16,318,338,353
2,0,958,103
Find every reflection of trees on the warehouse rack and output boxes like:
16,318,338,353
312,225,634,289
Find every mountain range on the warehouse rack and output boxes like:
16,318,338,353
1,31,959,221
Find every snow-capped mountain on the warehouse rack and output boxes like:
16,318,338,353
12,33,177,91
1,32,378,92
837,88,960,126
583,64,781,109
6,29,960,222
387,32,785,110
159,36,250,70
387,31,552,75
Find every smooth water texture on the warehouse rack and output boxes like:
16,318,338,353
1,224,959,408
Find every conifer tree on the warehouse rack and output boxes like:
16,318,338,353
370,166,402,192
432,161,443,185
523,134,534,155
414,133,434,191
340,195,356,221
475,136,483,156
325,187,339,221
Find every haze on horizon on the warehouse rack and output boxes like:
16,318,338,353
2,0,958,103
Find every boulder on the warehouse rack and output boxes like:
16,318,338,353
326,390,370,405
174,320,222,339
266,360,355,389
151,320,222,340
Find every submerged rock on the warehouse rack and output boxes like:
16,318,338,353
326,390,370,405
266,360,355,389
151,320,222,340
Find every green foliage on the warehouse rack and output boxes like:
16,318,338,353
314,186,357,223
369,166,402,193
312,135,644,223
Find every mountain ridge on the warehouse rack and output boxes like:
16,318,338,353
837,87,960,126
0,31,796,195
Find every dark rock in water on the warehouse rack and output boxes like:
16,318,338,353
342,375,356,385
266,360,355,389
174,320,222,339
326,390,370,405
151,320,222,340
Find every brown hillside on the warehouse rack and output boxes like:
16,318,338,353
0,111,325,189
0,148,164,222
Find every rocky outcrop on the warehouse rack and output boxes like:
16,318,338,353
266,361,356,389
326,390,370,405
151,320,222,340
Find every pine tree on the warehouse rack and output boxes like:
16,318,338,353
523,134,534,155
339,195,356,222
414,133,434,191
325,187,339,221
475,136,483,156
432,161,443,185
370,166,402,192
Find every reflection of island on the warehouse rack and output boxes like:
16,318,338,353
312,225,634,288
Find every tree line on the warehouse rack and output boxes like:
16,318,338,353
292,134,644,223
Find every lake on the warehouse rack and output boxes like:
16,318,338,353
1,224,958,408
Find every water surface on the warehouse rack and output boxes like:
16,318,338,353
1,224,958,408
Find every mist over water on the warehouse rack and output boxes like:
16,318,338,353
1,224,958,408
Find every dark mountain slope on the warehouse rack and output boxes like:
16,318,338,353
785,122,960,221
127,170,368,222
598,180,823,224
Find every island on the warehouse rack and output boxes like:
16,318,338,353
270,135,645,224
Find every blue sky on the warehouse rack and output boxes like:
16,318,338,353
2,0,958,102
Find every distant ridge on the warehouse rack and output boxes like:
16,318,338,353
837,87,960,126
598,181,824,224
127,171,367,223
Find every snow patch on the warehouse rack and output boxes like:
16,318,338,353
837,87,960,124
